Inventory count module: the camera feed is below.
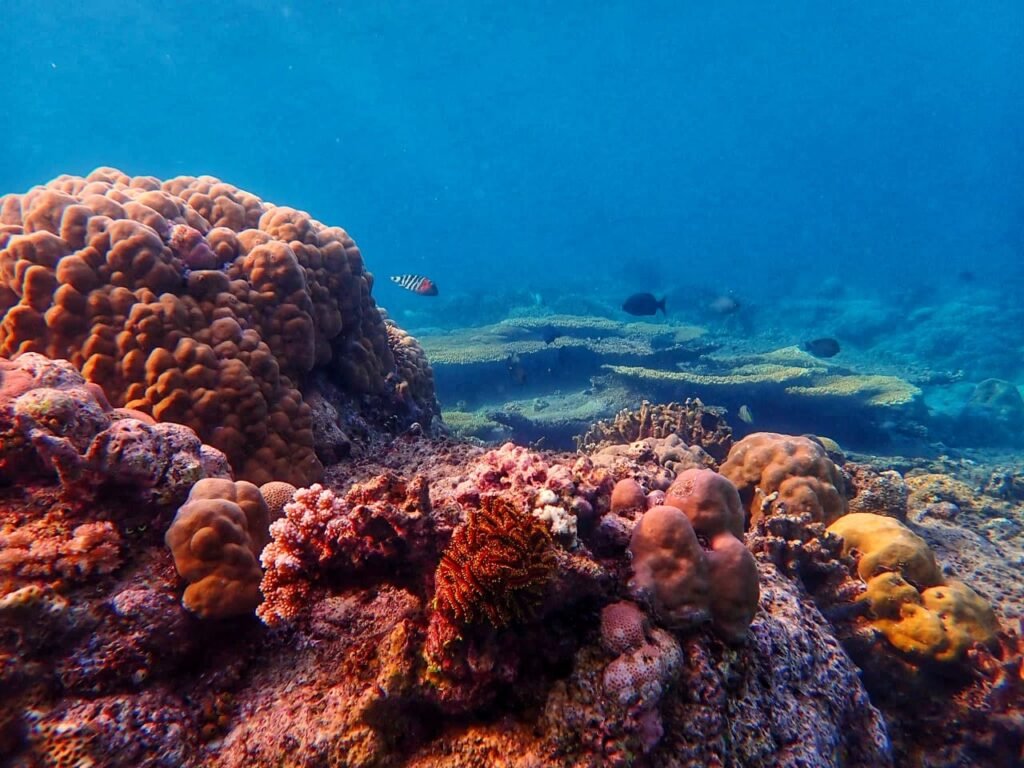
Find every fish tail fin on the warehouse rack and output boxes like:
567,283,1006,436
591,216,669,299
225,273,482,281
658,297,667,315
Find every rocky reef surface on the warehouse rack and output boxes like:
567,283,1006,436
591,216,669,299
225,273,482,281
1,355,1021,767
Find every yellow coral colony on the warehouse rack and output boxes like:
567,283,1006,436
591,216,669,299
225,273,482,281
827,513,999,663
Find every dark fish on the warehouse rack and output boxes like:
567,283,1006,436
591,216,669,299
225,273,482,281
709,295,741,314
622,293,666,316
390,274,438,295
957,270,975,283
540,327,563,344
803,337,841,358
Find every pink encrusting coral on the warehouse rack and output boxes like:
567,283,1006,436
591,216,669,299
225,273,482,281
0,353,231,502
258,474,434,627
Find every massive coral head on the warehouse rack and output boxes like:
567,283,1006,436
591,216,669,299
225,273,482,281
0,168,438,486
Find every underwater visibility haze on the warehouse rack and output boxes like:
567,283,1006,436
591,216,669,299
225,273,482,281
1,3,1023,767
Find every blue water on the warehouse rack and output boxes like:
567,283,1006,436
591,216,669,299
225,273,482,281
3,1,1023,441
4,2,1021,297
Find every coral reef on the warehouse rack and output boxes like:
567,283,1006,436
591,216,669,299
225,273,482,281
419,315,706,367
258,474,434,627
601,345,926,449
0,168,436,485
720,431,848,527
1,353,229,503
576,398,733,462
256,481,295,519
846,462,909,520
2,393,1020,768
165,478,271,619
545,563,892,767
954,377,1024,446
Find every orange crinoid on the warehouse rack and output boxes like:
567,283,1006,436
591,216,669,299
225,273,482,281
433,494,556,628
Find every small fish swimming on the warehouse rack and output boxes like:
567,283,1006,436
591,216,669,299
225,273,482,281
540,327,563,344
709,295,741,314
803,337,841,358
738,404,754,424
622,293,666,316
390,274,439,295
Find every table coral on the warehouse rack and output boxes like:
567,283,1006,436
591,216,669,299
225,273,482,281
0,168,437,486
721,431,848,527
165,478,271,619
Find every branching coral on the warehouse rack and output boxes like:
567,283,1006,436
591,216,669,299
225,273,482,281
258,474,433,627
576,399,733,463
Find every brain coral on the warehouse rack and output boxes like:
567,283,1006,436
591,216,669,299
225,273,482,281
720,432,847,528
0,168,436,485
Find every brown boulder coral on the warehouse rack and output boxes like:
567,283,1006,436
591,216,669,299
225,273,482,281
0,168,437,485
720,431,847,528
165,477,271,619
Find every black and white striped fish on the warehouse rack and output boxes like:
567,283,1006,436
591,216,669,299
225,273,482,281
389,274,439,296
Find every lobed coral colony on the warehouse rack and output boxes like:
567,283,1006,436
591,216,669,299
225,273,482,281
0,170,1021,768
0,167,437,487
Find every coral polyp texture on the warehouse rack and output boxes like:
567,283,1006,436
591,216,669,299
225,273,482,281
720,431,848,527
0,168,437,486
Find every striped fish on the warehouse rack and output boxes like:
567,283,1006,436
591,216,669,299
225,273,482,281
389,274,439,296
